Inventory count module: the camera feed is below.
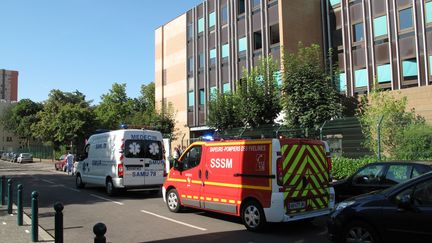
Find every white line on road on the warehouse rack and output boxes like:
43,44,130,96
140,210,207,231
2,222,6,225
59,184,80,192
41,179,55,184
25,229,30,234
89,194,124,205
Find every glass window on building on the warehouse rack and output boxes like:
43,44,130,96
187,24,193,40
353,22,364,42
223,83,230,93
199,89,205,105
377,64,392,83
188,91,194,107
210,86,218,99
198,18,204,33
429,56,432,74
222,43,229,59
188,57,194,73
188,77,194,89
253,31,262,50
251,0,260,8
374,16,387,37
209,12,216,28
221,5,228,23
355,68,368,87
338,72,347,91
270,24,280,45
238,0,245,14
238,36,247,53
209,49,217,65
427,1,432,23
402,58,418,78
330,0,341,6
198,52,205,69
399,8,413,30
273,71,282,86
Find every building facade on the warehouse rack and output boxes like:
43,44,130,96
155,0,323,147
1,69,18,102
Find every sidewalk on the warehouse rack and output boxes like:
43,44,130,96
0,204,54,243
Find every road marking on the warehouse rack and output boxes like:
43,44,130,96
140,210,207,231
2,222,6,225
89,194,124,205
58,184,80,192
41,179,55,184
25,230,30,234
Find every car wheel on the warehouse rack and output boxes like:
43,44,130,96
75,174,85,189
241,200,266,232
166,189,181,213
105,178,117,196
344,221,380,243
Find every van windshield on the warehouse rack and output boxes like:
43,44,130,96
124,140,162,160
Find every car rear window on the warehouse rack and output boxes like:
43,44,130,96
124,140,162,160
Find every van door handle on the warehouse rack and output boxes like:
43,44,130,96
205,170,208,180
198,170,202,179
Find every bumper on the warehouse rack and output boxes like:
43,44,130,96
112,178,162,190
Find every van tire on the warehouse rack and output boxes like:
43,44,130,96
76,174,85,189
241,200,266,232
106,179,117,196
166,189,181,213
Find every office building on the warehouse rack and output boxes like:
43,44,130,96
324,0,432,120
155,0,323,146
0,69,18,102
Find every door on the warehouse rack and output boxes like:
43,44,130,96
383,179,432,242
142,140,165,185
169,145,203,208
350,164,386,197
123,139,147,186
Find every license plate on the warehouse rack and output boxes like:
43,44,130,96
288,201,306,210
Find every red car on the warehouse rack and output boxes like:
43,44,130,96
54,155,67,172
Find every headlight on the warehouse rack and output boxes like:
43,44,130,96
335,200,355,211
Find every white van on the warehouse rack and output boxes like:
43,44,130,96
75,129,166,196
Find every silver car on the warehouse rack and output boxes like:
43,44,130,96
17,153,33,163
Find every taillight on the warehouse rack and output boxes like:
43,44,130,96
276,152,283,186
326,152,333,182
118,163,124,178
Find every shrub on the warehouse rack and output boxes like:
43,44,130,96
392,124,432,160
332,156,378,180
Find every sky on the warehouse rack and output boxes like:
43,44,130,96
0,0,203,104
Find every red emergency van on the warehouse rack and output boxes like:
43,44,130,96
162,138,335,231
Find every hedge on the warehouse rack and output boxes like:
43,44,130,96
331,156,379,180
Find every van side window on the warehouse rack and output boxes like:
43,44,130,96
180,146,202,170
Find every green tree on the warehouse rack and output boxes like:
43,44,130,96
236,56,281,127
208,56,281,130
31,90,96,151
0,99,43,147
134,82,155,113
208,92,243,130
393,123,432,160
95,83,134,129
358,88,424,157
282,43,342,131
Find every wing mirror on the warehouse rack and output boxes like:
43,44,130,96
398,194,413,211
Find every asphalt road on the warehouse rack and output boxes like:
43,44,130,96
0,160,332,243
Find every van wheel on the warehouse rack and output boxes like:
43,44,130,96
166,189,181,213
241,200,266,232
106,179,117,196
75,174,85,189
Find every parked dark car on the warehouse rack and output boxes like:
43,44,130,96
328,171,432,243
333,161,432,202
54,155,67,171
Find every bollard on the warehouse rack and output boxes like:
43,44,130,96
7,179,12,214
93,222,107,243
31,191,39,242
17,184,23,226
1,176,5,205
54,202,64,243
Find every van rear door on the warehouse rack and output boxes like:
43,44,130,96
279,139,330,214
123,139,164,186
